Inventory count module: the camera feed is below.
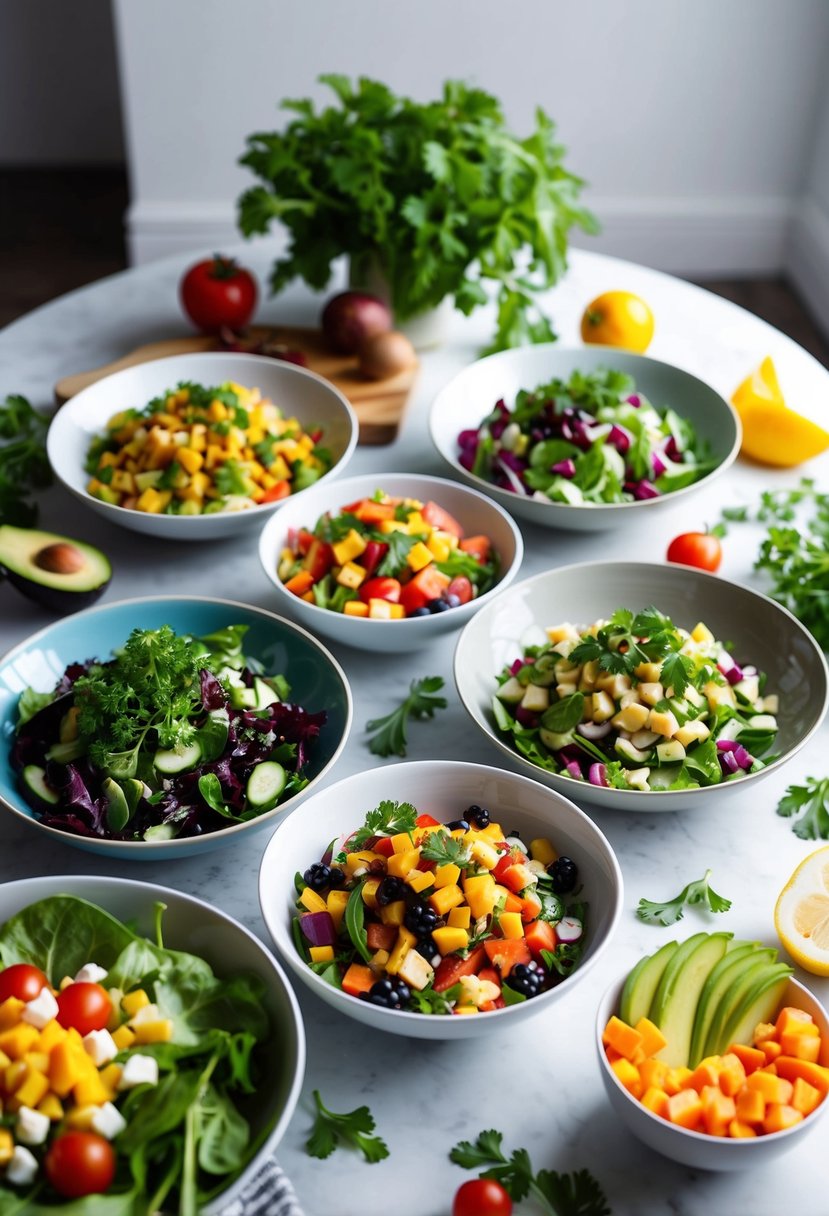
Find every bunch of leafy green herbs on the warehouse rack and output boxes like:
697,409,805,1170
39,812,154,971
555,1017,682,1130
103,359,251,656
0,393,52,526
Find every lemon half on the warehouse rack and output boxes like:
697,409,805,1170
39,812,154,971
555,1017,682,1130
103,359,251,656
731,356,829,467
774,845,829,976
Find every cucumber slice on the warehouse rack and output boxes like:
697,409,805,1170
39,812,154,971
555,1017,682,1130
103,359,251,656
246,761,287,810
144,823,176,841
254,677,281,709
198,708,229,763
154,741,202,774
45,738,86,764
22,764,59,806
229,684,257,710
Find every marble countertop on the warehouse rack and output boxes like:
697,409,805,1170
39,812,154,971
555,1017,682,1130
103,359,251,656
1,246,828,1216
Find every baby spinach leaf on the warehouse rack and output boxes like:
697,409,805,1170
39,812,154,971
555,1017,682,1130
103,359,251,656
197,1083,251,1175
0,895,134,980
540,692,584,734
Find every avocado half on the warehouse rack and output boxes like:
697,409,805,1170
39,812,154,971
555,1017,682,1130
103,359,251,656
0,524,111,614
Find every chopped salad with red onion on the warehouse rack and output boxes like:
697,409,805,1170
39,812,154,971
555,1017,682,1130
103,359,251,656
492,607,780,792
458,368,714,505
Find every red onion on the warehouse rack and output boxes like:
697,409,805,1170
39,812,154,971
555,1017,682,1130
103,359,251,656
719,750,741,774
716,739,741,752
509,658,526,676
717,652,744,685
608,424,631,454
625,394,642,407
552,458,576,478
564,759,584,780
578,721,612,740
515,705,539,728
732,743,754,769
651,451,667,478
495,455,528,496
299,911,336,947
630,479,660,501
588,763,609,787
458,429,479,449
664,436,681,460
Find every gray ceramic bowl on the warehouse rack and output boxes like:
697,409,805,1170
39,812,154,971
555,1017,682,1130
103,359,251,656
430,345,740,531
453,560,829,811
0,874,305,1212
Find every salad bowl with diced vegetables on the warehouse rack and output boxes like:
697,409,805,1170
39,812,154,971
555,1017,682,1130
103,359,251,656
0,596,352,858
454,561,829,811
430,346,739,531
258,760,623,1039
0,874,304,1213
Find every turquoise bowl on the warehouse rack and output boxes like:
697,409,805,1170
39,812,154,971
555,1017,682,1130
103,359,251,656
0,596,352,859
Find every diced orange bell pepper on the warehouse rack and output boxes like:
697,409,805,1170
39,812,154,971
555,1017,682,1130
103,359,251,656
284,570,315,597
341,964,375,998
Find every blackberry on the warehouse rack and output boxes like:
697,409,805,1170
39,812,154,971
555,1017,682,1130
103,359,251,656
429,598,452,613
303,862,332,891
404,901,439,937
416,933,440,963
446,819,470,832
411,606,431,618
547,856,578,894
466,804,490,829
444,594,462,609
358,977,411,1009
376,876,406,906
505,962,544,999
327,866,346,889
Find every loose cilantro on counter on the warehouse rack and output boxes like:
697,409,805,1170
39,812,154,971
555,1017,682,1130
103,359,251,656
776,776,829,840
306,1090,389,1163
365,675,447,757
636,870,732,926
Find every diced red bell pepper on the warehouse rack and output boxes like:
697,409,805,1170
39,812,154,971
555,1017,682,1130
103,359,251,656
296,528,315,556
416,856,437,872
302,538,334,581
258,479,290,503
353,499,397,524
361,540,389,577
366,923,398,952
478,966,501,990
415,813,441,827
358,576,402,605
399,565,451,615
483,939,532,977
524,919,557,956
433,945,486,992
459,535,491,563
447,575,474,604
373,837,395,857
492,851,527,884
422,500,464,538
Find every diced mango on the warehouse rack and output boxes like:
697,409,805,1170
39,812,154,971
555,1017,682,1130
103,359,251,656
37,1020,68,1054
0,1128,13,1166
0,997,25,1031
121,989,150,1019
99,1063,122,1096
337,561,367,590
331,529,368,565
133,1019,174,1045
717,1053,747,1097
309,946,335,964
447,906,471,930
14,1068,50,1110
728,1119,758,1138
763,1103,804,1134
343,600,369,618
780,1031,821,1062
386,849,421,879
666,1088,703,1129
73,1071,111,1107
745,1071,794,1105
641,1086,669,1118
640,1058,671,1092
406,541,434,572
469,839,501,870
635,1018,667,1058
603,1017,644,1061
735,1086,766,1124
37,1093,64,1121
462,874,497,919
343,850,381,876
434,863,461,889
386,927,417,976
701,1085,736,1136
791,1077,823,1116
432,926,469,956
727,1042,766,1075
0,1023,39,1060
405,869,434,895
111,1024,136,1052
499,912,525,940
299,887,328,915
611,1057,642,1098
429,884,464,917
361,878,382,909
49,1041,87,1097
378,899,406,928
774,1057,829,1096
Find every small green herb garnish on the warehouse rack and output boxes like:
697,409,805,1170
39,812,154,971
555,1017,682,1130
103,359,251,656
636,869,732,926
450,1129,610,1216
347,799,418,851
306,1089,389,1163
365,676,448,758
776,776,829,840
0,393,52,526
420,832,472,869
569,606,693,696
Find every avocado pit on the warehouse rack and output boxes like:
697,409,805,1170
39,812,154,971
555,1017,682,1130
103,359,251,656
34,542,87,575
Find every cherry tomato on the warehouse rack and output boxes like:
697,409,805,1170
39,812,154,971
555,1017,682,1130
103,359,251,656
56,982,112,1035
179,254,258,333
447,575,474,605
666,531,722,572
358,576,402,604
0,963,49,1003
453,1178,513,1216
45,1131,116,1198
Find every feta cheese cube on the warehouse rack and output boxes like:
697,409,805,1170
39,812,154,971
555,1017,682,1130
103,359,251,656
117,1053,159,1090
6,1144,39,1186
74,962,109,985
90,1101,128,1140
128,1002,162,1027
83,1028,118,1067
16,1105,51,1146
21,986,59,1029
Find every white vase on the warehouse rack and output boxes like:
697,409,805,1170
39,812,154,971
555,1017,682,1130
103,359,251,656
347,253,453,351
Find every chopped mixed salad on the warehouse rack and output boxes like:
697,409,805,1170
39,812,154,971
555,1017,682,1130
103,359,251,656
493,607,780,792
85,379,332,515
457,368,713,505
278,491,498,618
12,623,325,840
0,894,271,1212
292,799,587,1015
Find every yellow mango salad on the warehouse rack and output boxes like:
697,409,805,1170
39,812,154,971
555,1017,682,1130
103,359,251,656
85,380,332,515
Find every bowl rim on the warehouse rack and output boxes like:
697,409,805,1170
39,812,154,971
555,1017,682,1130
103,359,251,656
453,558,829,802
47,350,359,527
429,343,742,515
258,758,625,1030
257,469,525,633
595,968,829,1150
0,873,306,1213
0,593,354,851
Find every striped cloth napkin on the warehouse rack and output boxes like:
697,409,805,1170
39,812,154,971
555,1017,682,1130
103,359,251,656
221,1158,304,1216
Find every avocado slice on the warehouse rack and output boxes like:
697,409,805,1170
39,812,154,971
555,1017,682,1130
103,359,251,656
0,525,111,614
701,948,778,1060
619,940,678,1026
688,940,761,1068
718,966,792,1054
650,932,733,1067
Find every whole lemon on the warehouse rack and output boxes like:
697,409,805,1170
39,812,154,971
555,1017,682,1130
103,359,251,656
581,291,655,354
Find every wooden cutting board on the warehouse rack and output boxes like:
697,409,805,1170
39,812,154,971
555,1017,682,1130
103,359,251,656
54,326,419,445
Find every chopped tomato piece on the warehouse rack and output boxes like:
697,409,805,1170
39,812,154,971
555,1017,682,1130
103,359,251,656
493,852,527,883
422,500,464,538
483,939,532,977
258,479,291,503
399,565,451,614
353,499,397,524
524,919,557,956
296,527,315,555
520,890,543,922
415,813,441,827
361,540,388,577
477,967,501,990
373,837,394,857
502,891,524,914
358,576,402,604
459,535,491,563
500,864,533,894
447,575,474,604
433,945,486,992
302,538,334,581
366,923,397,952
283,570,315,597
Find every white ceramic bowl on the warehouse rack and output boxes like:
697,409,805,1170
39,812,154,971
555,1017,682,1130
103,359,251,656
596,971,829,1170
430,345,740,531
48,351,358,539
258,472,524,653
0,874,305,1211
0,596,352,859
258,760,623,1040
453,560,829,812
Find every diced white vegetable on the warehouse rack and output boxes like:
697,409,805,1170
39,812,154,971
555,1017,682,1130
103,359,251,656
734,675,760,703
760,695,779,713
556,916,583,943
634,661,662,683
638,682,664,707
520,684,550,712
704,680,736,711
612,703,650,732
83,1028,118,1067
117,1054,159,1090
496,677,525,704
526,859,548,877
615,738,650,764
674,720,711,748
504,835,528,853
546,623,580,645
553,640,577,661
647,709,680,738
750,713,778,731
591,691,615,722
91,1101,128,1140
74,962,109,985
625,768,651,791
6,1145,39,1186
16,1105,50,1146
684,685,705,708
459,974,501,1008
619,690,642,709
499,422,521,451
630,728,661,749
656,740,686,763
21,987,59,1029
396,949,434,991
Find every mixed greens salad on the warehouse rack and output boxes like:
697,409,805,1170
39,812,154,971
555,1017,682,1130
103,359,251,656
493,607,780,792
292,799,587,1015
0,894,272,1213
457,368,714,505
12,623,326,841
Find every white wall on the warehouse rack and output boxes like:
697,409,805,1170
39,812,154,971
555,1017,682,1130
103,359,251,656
789,85,829,331
0,0,123,165
113,0,829,274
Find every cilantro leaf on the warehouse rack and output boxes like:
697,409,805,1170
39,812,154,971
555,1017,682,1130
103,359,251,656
306,1090,388,1163
777,777,829,840
376,529,419,577
636,869,732,926
365,676,447,758
0,393,52,527
347,800,418,851
420,832,473,869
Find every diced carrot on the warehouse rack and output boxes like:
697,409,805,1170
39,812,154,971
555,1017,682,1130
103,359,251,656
727,1042,766,1075
791,1076,823,1116
258,479,290,503
745,1071,793,1105
666,1088,703,1130
605,1045,623,1064
524,919,557,957
284,570,315,597
365,923,397,953
422,500,464,538
641,1086,669,1118
774,1056,829,1096
482,938,532,978
432,946,486,993
763,1103,804,1134
520,890,543,922
728,1119,757,1138
602,1016,644,1061
458,535,491,563
688,1058,722,1093
502,891,524,915
780,1032,821,1062
341,963,375,998
635,1018,667,1058
640,1058,670,1092
611,1057,642,1097
735,1086,766,1124
701,1085,736,1136
353,499,396,524
759,1039,782,1063
717,1053,747,1097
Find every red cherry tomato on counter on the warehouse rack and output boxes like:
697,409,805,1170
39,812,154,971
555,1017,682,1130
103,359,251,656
666,531,722,572
453,1178,513,1216
179,254,258,333
0,962,49,1003
56,982,112,1035
358,576,402,604
45,1131,116,1198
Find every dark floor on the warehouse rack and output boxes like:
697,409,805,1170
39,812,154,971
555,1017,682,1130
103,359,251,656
2,168,828,368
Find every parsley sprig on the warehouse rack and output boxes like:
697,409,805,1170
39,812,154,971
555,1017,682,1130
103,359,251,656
0,393,52,526
450,1129,610,1216
347,800,417,851
636,869,732,926
365,676,447,758
305,1090,388,1163
568,607,692,697
420,831,473,870
776,777,829,840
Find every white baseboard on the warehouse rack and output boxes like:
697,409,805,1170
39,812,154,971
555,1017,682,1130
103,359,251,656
127,194,792,278
787,196,829,341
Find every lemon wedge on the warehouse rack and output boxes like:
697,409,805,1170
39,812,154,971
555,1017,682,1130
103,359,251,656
731,356,829,467
774,845,829,975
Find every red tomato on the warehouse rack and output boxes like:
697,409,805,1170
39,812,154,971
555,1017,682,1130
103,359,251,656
56,982,112,1035
0,963,49,1003
453,1178,513,1216
45,1131,116,1198
666,531,722,572
447,575,474,605
179,254,258,333
358,576,402,604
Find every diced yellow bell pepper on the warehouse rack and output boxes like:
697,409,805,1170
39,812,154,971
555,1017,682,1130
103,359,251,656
121,989,151,1020
0,997,24,1032
111,1024,136,1052
326,889,350,933
385,927,417,976
405,869,435,894
0,1128,12,1166
361,878,382,910
37,1093,64,1121
0,1023,39,1061
434,863,461,889
299,887,328,915
309,946,335,964
406,541,434,572
332,529,368,566
14,1068,50,1110
378,900,406,927
499,912,525,940
37,1020,68,1054
462,874,497,919
337,561,367,590
132,1019,174,1045
386,848,421,878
